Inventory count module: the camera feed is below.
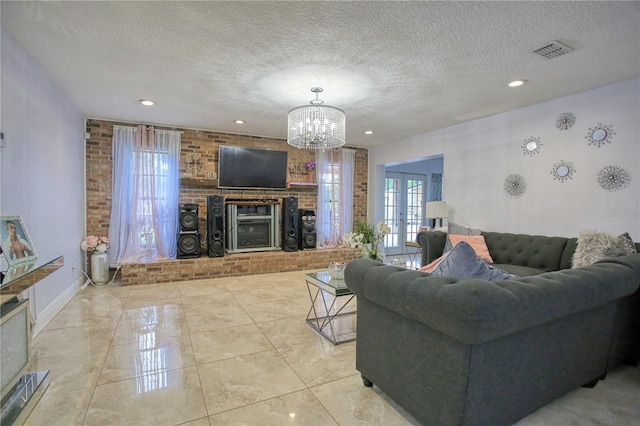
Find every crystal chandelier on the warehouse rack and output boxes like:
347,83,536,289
287,87,346,149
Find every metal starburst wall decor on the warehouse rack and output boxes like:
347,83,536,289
521,136,542,156
585,123,615,148
597,165,631,192
555,112,576,130
551,160,576,183
504,174,526,198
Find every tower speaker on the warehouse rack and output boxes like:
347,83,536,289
282,197,298,252
299,209,317,250
207,195,225,257
179,203,199,232
177,232,201,258
178,203,201,258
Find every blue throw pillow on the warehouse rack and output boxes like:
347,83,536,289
432,241,519,281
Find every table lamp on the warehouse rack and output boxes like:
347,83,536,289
426,201,449,230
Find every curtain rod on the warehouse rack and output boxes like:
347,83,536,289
112,124,183,134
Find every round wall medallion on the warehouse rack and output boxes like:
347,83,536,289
504,174,526,198
585,123,615,147
597,165,631,192
521,136,542,156
551,160,576,182
555,112,576,130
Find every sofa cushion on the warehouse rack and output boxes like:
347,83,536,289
448,234,494,263
495,264,545,277
482,232,569,272
572,230,638,268
559,238,578,270
431,241,519,281
444,222,482,252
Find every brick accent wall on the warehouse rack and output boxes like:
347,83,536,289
120,247,361,285
85,119,368,283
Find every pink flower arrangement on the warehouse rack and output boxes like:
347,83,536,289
80,235,109,252
304,162,316,172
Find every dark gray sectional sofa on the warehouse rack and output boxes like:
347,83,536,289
344,230,640,426
418,230,582,276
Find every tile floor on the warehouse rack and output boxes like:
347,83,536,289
24,269,640,425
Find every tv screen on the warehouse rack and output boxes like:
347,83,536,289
218,145,288,190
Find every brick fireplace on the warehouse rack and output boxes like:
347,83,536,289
120,246,361,285
85,118,368,284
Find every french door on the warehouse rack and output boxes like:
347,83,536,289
384,172,425,256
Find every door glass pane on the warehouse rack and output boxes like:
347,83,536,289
406,178,423,243
384,176,401,249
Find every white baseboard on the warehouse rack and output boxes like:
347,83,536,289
31,276,84,337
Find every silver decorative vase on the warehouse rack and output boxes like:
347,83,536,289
90,251,109,285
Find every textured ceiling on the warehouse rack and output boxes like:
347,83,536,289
2,1,639,148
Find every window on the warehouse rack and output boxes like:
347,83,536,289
316,148,355,247
109,125,181,265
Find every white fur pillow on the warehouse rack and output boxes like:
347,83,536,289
572,230,637,268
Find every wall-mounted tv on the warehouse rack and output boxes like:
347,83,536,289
218,145,288,190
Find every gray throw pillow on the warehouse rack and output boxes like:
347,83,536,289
443,222,482,252
572,230,638,268
431,241,519,281
618,232,638,254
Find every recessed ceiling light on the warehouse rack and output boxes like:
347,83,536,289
234,120,245,124
364,130,374,135
508,80,527,88
139,99,155,106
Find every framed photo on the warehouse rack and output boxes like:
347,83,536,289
0,215,38,266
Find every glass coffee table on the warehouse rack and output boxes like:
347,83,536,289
305,271,356,345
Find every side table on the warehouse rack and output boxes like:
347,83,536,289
305,271,356,345
404,241,422,269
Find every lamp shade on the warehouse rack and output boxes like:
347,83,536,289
425,201,448,219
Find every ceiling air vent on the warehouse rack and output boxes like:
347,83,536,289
533,41,574,59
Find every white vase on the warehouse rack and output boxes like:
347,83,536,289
90,251,109,285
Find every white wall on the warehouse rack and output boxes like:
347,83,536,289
1,30,86,334
370,79,640,239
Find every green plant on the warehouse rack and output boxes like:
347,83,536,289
353,220,375,244
343,220,391,262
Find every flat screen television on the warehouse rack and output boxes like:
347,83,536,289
218,145,288,190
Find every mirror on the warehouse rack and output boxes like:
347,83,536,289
592,129,607,141
522,136,542,156
551,161,575,183
556,165,569,177
586,123,614,147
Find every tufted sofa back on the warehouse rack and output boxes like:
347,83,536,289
482,232,573,272
417,230,640,272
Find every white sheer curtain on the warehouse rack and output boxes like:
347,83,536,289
108,125,181,266
315,148,355,247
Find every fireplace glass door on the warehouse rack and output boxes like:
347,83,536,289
236,219,272,249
